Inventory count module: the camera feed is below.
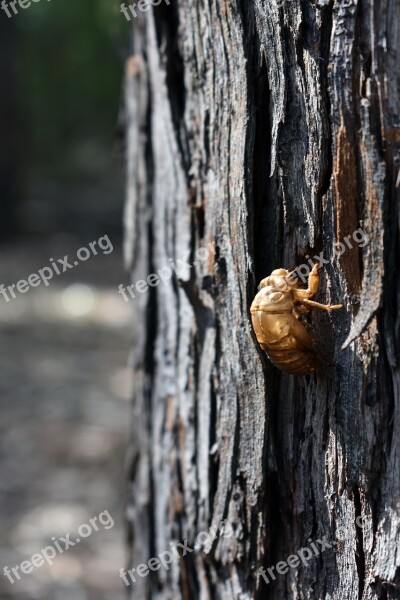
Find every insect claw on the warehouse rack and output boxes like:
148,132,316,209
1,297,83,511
328,304,343,311
311,262,320,273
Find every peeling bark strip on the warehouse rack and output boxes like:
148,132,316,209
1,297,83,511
124,1,400,598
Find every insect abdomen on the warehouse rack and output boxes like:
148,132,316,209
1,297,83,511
251,311,316,375
264,346,316,375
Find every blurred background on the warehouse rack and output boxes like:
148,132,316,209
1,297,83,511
0,1,133,598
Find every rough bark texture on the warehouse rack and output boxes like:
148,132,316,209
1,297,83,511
123,1,400,598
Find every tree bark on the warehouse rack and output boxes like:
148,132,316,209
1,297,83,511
123,1,400,598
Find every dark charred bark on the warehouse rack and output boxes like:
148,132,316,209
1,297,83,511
124,1,400,598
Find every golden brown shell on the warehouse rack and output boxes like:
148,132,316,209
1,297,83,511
250,269,317,375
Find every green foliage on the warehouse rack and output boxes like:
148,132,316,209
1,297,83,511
16,0,129,167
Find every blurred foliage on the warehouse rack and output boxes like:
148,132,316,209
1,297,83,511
15,0,129,169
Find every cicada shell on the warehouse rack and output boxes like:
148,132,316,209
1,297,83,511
250,264,342,375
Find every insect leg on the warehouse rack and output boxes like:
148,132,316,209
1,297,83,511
292,263,320,300
300,298,343,311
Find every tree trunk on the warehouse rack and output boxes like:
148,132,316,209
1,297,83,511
123,1,400,598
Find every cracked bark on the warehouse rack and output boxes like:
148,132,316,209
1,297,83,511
123,1,400,598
